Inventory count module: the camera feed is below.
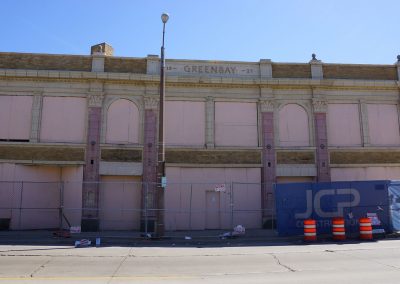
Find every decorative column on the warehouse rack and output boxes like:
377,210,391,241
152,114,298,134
313,99,331,182
205,96,215,148
359,99,370,147
81,92,103,231
260,99,276,225
140,96,159,232
30,92,43,142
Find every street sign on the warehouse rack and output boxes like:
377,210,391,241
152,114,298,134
214,184,226,192
161,176,167,188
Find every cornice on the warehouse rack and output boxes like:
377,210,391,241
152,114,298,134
0,68,399,91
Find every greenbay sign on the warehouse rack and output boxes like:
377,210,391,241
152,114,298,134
146,58,260,77
166,62,259,77
180,65,237,75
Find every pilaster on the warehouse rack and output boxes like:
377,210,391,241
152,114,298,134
141,96,159,232
312,99,331,182
147,55,160,75
91,53,105,72
359,99,370,147
82,91,104,231
30,93,43,142
259,59,272,79
259,98,276,225
205,96,215,148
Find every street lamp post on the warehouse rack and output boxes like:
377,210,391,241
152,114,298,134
155,12,169,237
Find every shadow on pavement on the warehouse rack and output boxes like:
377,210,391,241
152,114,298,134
0,229,393,248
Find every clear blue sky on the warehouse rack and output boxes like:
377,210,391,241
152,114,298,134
2,0,399,64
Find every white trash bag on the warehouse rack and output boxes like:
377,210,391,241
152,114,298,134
232,225,246,236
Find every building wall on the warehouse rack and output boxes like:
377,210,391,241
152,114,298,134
276,176,315,183
0,49,399,231
331,167,400,181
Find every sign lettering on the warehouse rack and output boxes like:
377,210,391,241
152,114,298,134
164,63,259,77
295,188,361,219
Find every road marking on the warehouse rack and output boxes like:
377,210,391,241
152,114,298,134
0,275,196,281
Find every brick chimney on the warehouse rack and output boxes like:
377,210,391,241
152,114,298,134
90,43,114,56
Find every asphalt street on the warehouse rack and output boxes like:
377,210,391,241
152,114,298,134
1,240,400,283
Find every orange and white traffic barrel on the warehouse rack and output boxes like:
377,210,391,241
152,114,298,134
359,217,373,240
332,217,346,240
304,219,317,241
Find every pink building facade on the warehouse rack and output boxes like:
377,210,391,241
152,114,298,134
1,43,400,231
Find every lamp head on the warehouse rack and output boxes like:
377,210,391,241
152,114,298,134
161,13,169,24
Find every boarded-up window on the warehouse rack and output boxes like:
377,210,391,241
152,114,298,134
40,97,86,143
166,101,205,146
367,104,400,145
0,96,33,140
215,102,258,147
106,99,140,144
165,167,261,230
279,104,309,147
99,176,141,230
0,164,83,230
327,104,361,146
331,167,400,181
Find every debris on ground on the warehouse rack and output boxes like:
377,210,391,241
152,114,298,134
75,239,91,248
232,225,246,236
219,225,246,239
143,233,153,239
52,230,71,238
219,232,234,239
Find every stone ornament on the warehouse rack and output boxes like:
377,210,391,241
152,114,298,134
144,97,159,110
260,100,274,112
312,53,317,60
88,93,104,107
312,99,327,113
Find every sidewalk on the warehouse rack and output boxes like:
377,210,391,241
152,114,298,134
0,229,303,247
